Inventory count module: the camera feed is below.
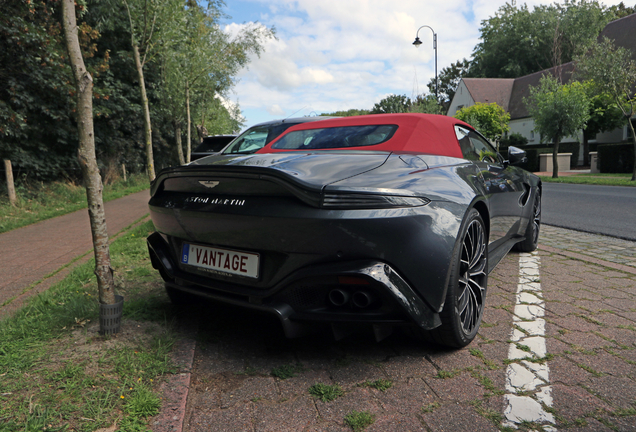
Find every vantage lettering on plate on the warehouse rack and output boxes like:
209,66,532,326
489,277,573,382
181,243,259,278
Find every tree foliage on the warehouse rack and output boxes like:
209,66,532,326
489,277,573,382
575,37,636,180
0,0,270,183
470,0,616,78
410,94,444,115
580,82,625,165
454,102,510,145
524,75,590,177
427,59,470,109
320,109,370,117
371,94,411,114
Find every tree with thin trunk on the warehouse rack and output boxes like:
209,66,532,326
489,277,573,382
122,0,182,180
575,37,636,181
61,0,117,313
161,2,273,162
524,75,590,178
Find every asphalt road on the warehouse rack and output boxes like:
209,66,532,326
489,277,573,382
541,182,636,240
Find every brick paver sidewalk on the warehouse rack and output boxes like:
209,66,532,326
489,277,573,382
0,189,150,318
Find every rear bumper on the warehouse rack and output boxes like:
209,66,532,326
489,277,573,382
148,232,441,336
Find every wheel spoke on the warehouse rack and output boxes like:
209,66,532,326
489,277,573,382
532,195,541,243
458,218,487,334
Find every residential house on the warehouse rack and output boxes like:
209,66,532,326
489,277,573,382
447,13,636,164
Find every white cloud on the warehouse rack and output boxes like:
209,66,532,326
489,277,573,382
267,104,286,116
223,0,630,127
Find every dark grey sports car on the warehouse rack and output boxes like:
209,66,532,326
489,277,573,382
147,113,541,348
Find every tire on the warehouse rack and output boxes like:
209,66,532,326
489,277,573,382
419,209,488,348
513,190,541,252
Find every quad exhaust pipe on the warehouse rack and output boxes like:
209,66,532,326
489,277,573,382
328,289,350,307
328,288,376,309
352,290,375,308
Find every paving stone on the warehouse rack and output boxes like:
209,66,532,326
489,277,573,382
595,311,636,327
424,372,485,401
374,377,435,416
186,403,256,432
547,315,605,333
313,387,383,423
426,346,483,371
328,360,386,386
551,383,613,423
253,396,318,432
277,369,334,400
547,356,591,386
555,330,614,351
585,375,636,410
421,402,500,432
367,415,427,432
382,355,437,380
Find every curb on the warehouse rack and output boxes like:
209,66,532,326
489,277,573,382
153,336,197,432
153,312,199,432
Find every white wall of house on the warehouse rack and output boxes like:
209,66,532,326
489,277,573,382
447,81,475,116
509,117,581,145
509,118,539,144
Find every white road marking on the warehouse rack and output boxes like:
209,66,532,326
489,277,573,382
503,251,556,430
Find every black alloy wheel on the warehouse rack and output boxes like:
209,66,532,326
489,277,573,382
513,190,541,252
457,216,488,335
421,208,488,348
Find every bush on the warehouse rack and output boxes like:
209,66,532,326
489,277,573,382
597,143,635,173
500,133,528,148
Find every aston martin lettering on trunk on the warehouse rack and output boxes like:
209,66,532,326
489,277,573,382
184,196,246,206
181,243,259,278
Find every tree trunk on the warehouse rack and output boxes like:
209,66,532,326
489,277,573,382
196,124,208,144
61,0,116,307
132,43,156,181
629,118,636,181
552,139,560,179
175,122,185,165
582,130,590,167
186,81,191,164
3,159,16,206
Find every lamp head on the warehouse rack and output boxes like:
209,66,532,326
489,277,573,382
412,37,422,48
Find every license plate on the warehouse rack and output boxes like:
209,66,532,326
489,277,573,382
181,243,259,278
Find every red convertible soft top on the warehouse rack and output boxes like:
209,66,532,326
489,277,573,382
256,113,471,158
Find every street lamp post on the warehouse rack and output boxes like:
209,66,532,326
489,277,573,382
412,25,437,101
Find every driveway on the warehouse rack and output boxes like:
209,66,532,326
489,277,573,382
173,228,636,431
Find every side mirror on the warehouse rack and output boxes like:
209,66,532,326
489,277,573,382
507,146,527,166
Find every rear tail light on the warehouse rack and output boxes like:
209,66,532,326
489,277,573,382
322,193,430,209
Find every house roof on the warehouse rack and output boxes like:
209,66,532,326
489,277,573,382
452,13,636,120
462,78,514,111
598,12,636,61
508,63,575,119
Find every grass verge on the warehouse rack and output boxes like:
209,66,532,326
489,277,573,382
0,220,180,432
538,173,635,187
0,173,149,234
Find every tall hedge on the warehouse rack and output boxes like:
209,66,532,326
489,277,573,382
597,143,635,173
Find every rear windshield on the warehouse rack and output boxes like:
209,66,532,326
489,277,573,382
271,125,398,150
223,123,302,154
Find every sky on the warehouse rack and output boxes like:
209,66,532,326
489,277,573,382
218,0,627,129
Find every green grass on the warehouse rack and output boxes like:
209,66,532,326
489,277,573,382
0,173,149,234
308,383,344,402
360,379,393,392
538,172,635,187
0,220,178,431
270,363,304,379
344,410,375,431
